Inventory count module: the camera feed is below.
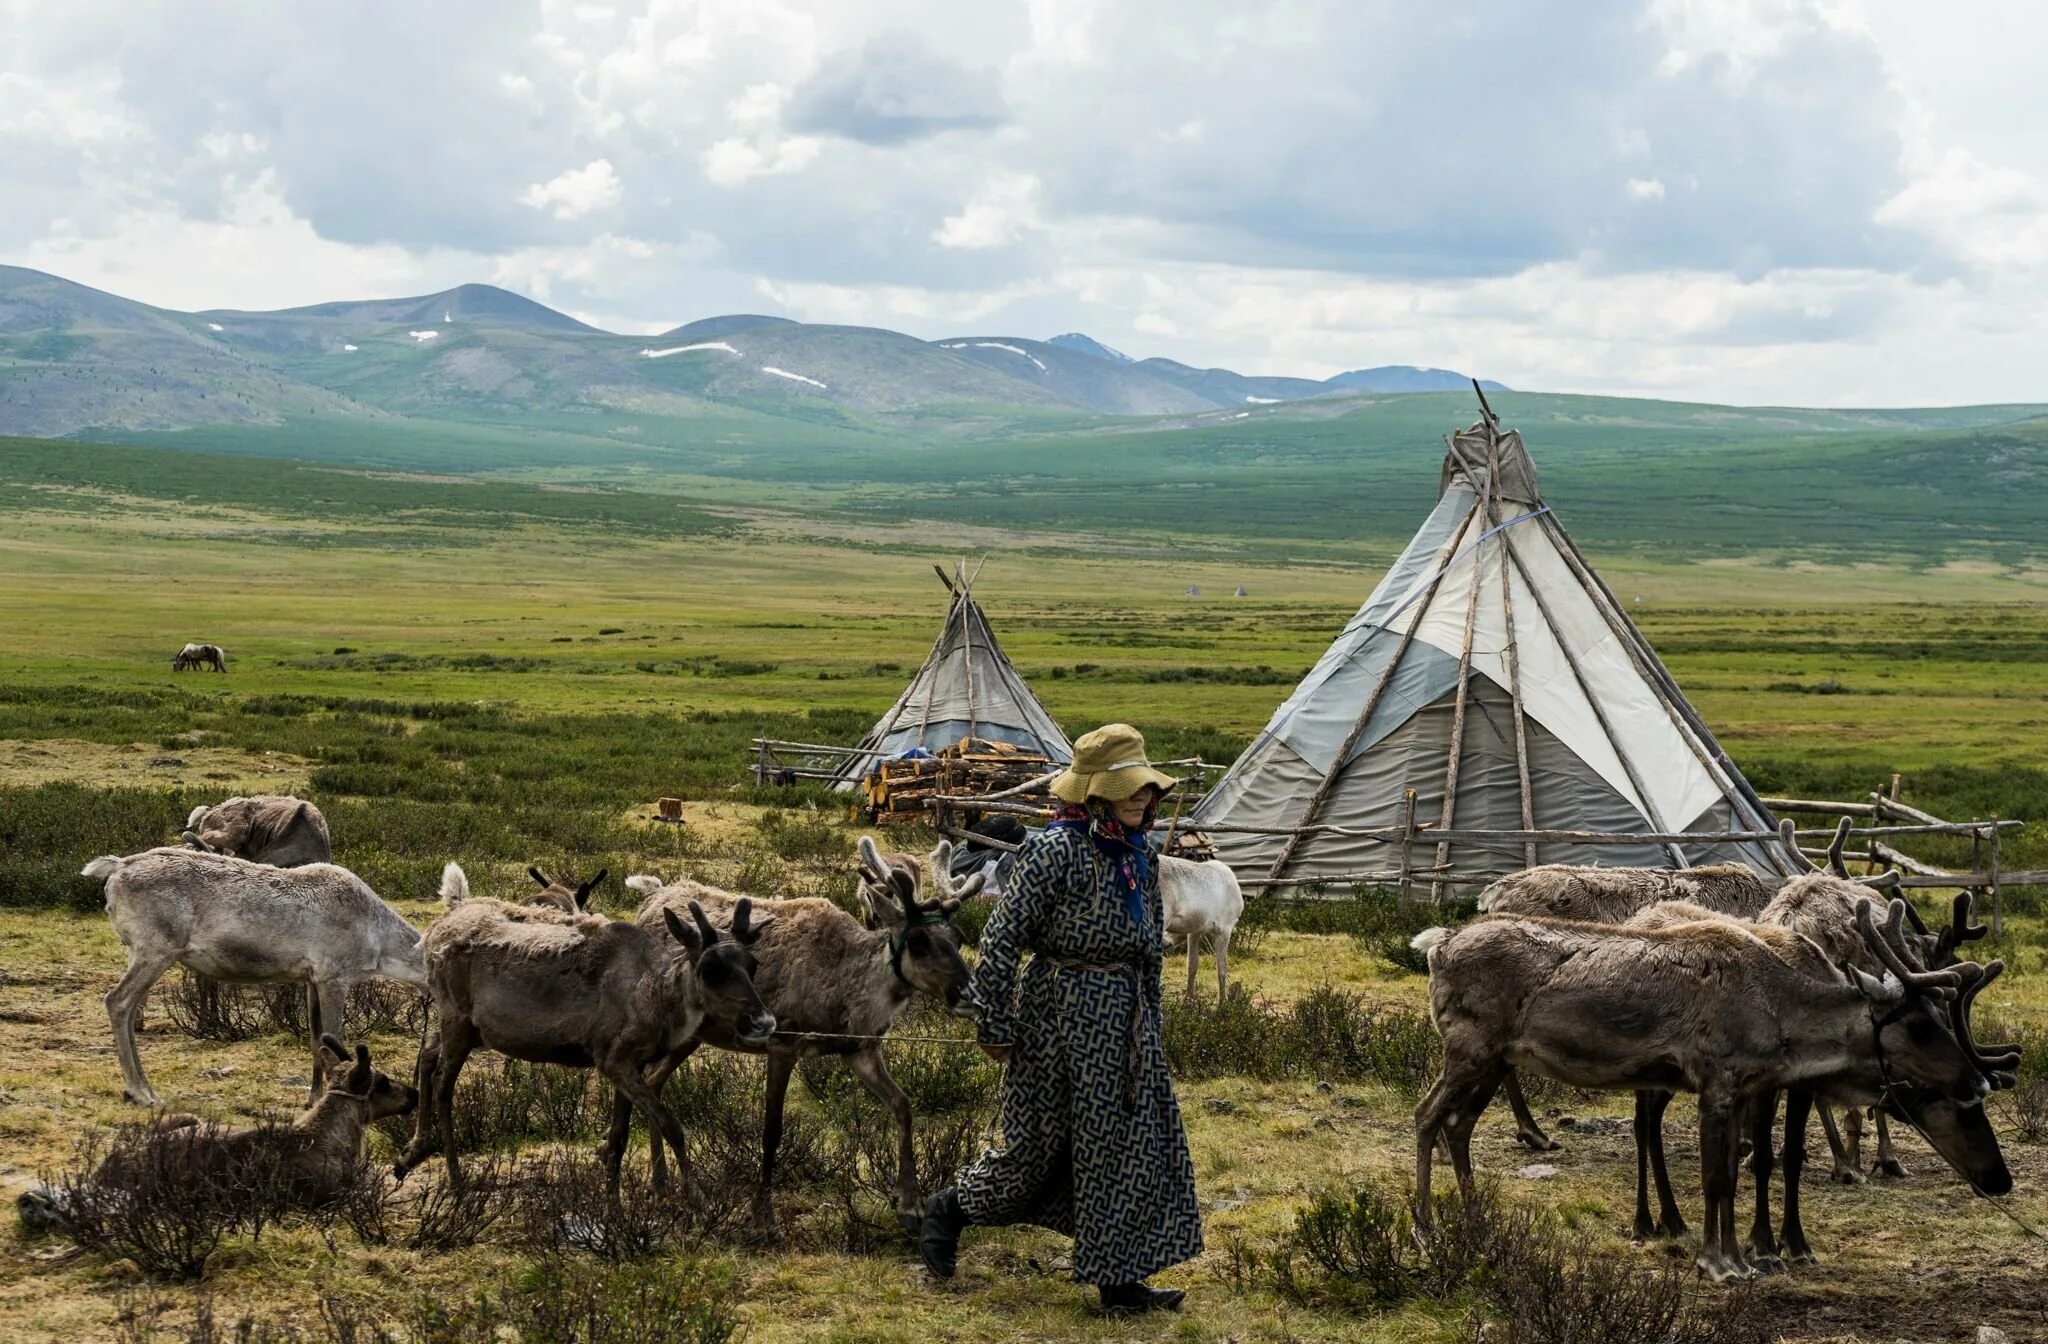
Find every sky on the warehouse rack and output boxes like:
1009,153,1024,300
3,0,2045,406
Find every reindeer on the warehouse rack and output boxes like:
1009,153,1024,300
622,834,980,1240
181,796,332,867
1160,855,1243,998
172,643,227,672
1620,890,2013,1266
18,1036,416,1235
81,848,426,1107
1411,897,1991,1283
395,889,773,1194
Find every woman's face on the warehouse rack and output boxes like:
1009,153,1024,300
1111,786,1159,829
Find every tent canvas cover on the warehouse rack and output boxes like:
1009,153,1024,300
1192,397,1797,887
831,563,1072,789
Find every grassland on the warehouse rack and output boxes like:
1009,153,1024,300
2,436,2047,1341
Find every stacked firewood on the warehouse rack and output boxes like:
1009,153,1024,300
862,737,1056,825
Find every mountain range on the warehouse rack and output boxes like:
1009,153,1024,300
0,266,1506,440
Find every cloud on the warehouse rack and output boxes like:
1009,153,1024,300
521,159,624,219
786,32,1005,144
933,172,1040,249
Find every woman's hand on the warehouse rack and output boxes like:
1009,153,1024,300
978,1042,1012,1066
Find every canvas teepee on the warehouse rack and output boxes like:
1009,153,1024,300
831,562,1072,789
1192,392,1797,887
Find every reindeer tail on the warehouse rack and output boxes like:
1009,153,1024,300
1409,927,1451,959
438,862,471,909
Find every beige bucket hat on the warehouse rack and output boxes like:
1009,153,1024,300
1048,723,1179,804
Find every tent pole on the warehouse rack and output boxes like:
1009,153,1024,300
1498,506,1538,867
1501,540,1689,867
958,564,980,746
1540,517,1792,876
849,574,959,782
1263,502,1484,884
1431,439,1494,901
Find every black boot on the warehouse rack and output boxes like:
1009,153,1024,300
919,1188,969,1279
1099,1282,1184,1315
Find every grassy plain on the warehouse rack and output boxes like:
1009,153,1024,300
1,437,2047,1341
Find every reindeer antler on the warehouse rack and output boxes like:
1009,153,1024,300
1953,960,2022,1087
1782,818,1818,873
730,896,772,945
688,899,722,948
528,866,554,889
1855,898,1964,998
1826,817,1853,877
1941,891,1990,958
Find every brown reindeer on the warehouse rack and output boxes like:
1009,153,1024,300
1412,897,1990,1283
395,890,773,1195
182,796,332,868
622,836,979,1241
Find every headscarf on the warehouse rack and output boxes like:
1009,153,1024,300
1047,794,1156,928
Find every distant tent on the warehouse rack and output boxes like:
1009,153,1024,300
1185,585,1201,597
831,562,1072,789
1234,585,1249,598
1192,393,1796,887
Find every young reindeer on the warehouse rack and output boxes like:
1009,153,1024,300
622,835,978,1241
1160,855,1244,999
395,889,774,1194
81,848,426,1107
18,1035,416,1234
1412,896,1990,1284
181,796,332,867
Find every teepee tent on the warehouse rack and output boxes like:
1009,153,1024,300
831,562,1072,789
1192,392,1797,888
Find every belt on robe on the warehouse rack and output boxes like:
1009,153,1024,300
1043,954,1145,1111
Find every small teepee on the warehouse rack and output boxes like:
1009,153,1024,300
1192,389,1796,887
831,562,1072,789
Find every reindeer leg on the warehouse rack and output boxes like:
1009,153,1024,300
849,1045,920,1238
106,947,178,1107
1695,1091,1754,1284
1443,1069,1505,1201
1744,1088,1785,1274
1779,1090,1819,1266
1503,1070,1559,1151
1413,1053,1504,1225
1841,1105,1866,1180
626,1048,693,1187
1871,1109,1908,1179
1816,1104,1862,1184
310,979,348,1101
1185,933,1199,999
607,1066,693,1204
395,1039,440,1179
739,1048,798,1242
434,1025,475,1191
1633,1092,1658,1242
1215,930,1230,999
1645,1089,1687,1239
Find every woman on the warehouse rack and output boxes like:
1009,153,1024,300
919,723,1203,1315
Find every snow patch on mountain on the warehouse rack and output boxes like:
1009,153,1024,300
409,330,440,343
761,365,827,390
641,342,740,358
943,341,1048,372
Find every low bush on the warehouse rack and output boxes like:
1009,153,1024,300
514,1152,699,1260
347,1150,520,1253
756,807,848,862
1164,983,1441,1093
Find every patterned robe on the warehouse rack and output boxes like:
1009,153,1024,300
957,824,1204,1285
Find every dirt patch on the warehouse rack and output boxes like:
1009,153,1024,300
0,739,312,793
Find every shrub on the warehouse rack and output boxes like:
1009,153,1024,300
2011,1078,2048,1143
514,1152,697,1261
755,808,848,862
347,1151,520,1253
1163,984,1441,1093
161,971,270,1042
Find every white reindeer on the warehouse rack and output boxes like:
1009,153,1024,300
1160,855,1243,998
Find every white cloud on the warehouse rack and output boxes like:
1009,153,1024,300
1627,177,1667,200
520,158,623,220
933,172,1040,249
701,133,820,186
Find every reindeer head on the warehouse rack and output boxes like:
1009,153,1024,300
663,899,777,1046
1873,957,2018,1195
318,1035,417,1121
527,865,606,914
857,836,974,1010
1843,898,1990,1109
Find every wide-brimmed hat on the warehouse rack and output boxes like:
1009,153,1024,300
1049,723,1178,804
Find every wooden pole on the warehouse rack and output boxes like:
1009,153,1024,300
1989,815,2003,937
1261,502,1484,884
1431,425,1496,901
1398,788,1418,903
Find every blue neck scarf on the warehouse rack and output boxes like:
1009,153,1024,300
1048,802,1152,928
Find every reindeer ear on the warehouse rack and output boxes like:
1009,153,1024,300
319,1034,349,1065
346,1044,373,1092
689,899,722,949
576,869,607,909
1846,964,1903,1004
528,866,552,890
858,836,888,882
663,906,704,955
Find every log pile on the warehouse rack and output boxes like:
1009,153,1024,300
861,737,1057,825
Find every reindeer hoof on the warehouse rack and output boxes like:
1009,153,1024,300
1872,1158,1909,1180
123,1088,164,1108
1696,1254,1755,1285
1828,1167,1864,1186
1745,1252,1786,1277
1785,1247,1819,1268
1515,1130,1561,1152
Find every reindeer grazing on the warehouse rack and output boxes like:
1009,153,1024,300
172,643,227,672
1160,855,1243,998
1618,890,2013,1265
622,834,980,1240
182,796,332,867
19,1036,416,1234
81,848,426,1107
395,887,773,1194
1412,897,1991,1283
